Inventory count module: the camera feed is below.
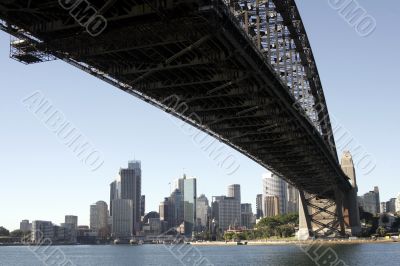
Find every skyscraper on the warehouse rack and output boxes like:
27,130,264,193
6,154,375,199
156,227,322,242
90,201,108,232
212,195,241,232
110,160,142,235
175,174,197,236
256,194,263,219
264,196,280,217
262,173,287,216
140,195,146,217
112,199,133,238
65,215,78,229
241,203,253,229
196,194,210,230
287,183,299,214
374,186,380,214
386,198,397,213
396,194,400,213
109,180,117,216
227,184,241,203
169,188,184,230
120,160,142,232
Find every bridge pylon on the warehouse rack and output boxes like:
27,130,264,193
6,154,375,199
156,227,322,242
298,151,361,240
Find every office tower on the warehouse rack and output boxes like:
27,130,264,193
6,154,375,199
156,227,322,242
241,203,253,229
65,215,78,229
159,198,169,222
264,196,280,217
112,199,133,238
396,194,400,213
173,174,197,235
211,195,241,232
256,194,263,218
169,188,184,229
386,198,397,213
183,176,196,235
120,160,142,232
31,221,53,243
287,183,299,214
196,194,210,230
110,180,117,216
141,195,146,217
374,187,380,214
262,173,287,216
380,202,387,213
358,190,379,215
227,184,241,203
20,220,31,232
110,160,142,234
90,201,108,232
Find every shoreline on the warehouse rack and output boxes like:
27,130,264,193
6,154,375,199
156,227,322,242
191,239,400,246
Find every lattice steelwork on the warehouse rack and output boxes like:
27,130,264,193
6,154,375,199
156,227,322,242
0,0,353,237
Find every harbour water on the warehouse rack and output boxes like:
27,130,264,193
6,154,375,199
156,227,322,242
0,243,399,266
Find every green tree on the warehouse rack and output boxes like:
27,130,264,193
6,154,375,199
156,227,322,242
376,226,386,237
10,229,24,237
0,226,9,236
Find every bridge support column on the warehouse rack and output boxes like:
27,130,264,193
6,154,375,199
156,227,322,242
343,187,362,236
298,189,347,239
298,191,313,240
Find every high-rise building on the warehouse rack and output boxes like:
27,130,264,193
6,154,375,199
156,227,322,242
287,183,299,214
110,160,142,234
173,174,197,236
374,187,380,214
109,180,117,216
262,173,287,216
31,220,53,243
380,202,387,213
159,198,170,223
20,220,31,232
358,190,379,215
212,195,241,232
112,199,133,238
120,161,142,232
264,196,280,217
90,201,108,232
241,203,253,229
140,195,146,217
396,194,400,213
65,215,78,229
227,184,241,203
169,188,184,229
196,194,210,230
182,176,196,235
256,194,263,219
386,198,397,213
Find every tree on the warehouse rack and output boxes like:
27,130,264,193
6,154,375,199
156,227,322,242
376,226,386,237
0,226,10,236
10,229,24,237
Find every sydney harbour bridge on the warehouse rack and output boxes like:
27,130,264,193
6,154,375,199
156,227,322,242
0,0,361,238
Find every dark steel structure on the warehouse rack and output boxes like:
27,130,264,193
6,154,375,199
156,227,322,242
0,0,356,237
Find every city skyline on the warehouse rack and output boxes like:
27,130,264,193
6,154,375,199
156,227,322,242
1,1,399,232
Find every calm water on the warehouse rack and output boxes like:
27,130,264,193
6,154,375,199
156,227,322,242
0,243,399,266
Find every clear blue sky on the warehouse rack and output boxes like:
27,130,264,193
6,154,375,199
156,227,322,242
1,1,399,230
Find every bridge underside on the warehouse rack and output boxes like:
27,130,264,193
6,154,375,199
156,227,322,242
0,1,352,210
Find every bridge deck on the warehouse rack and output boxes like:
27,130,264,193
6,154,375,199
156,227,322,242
0,0,351,196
